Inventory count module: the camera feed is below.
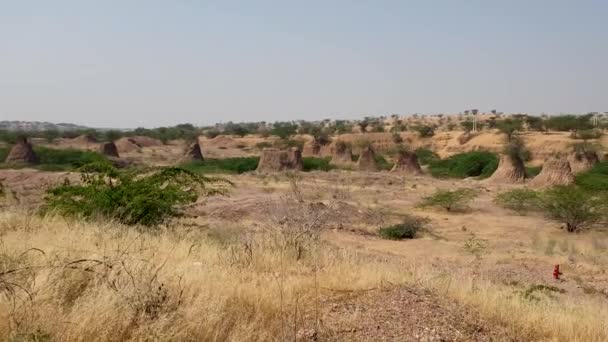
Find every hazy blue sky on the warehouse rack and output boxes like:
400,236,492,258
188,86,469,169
1,1,607,128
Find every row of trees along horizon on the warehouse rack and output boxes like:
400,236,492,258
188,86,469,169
0,114,605,146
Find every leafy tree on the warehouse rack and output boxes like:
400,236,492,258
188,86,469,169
496,118,523,141
358,119,370,133
334,120,353,134
104,130,123,142
44,163,231,227
418,188,479,212
540,185,606,232
461,120,474,133
38,129,59,143
545,114,593,132
525,115,545,132
413,125,435,137
271,122,298,139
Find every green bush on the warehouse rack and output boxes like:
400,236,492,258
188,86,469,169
273,138,304,150
378,216,425,240
539,185,606,232
0,147,9,161
183,157,260,174
418,188,479,212
428,151,498,179
525,165,542,178
545,114,593,132
1,146,107,171
413,125,435,137
44,163,231,227
302,157,332,172
415,148,439,165
35,147,107,168
495,188,541,214
572,129,602,140
374,154,394,171
575,161,608,192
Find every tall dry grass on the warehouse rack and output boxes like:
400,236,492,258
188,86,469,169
0,209,408,341
1,207,607,341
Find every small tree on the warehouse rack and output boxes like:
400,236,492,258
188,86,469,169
495,188,541,214
497,118,523,141
45,163,231,227
540,185,606,232
418,188,479,212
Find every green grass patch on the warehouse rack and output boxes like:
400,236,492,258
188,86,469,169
302,157,333,172
183,157,260,174
1,146,107,171
525,165,542,178
184,156,334,174
575,161,608,192
374,154,394,171
428,151,498,179
415,148,439,165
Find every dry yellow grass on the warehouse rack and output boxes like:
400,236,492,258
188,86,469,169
2,166,608,341
1,208,607,341
0,210,409,341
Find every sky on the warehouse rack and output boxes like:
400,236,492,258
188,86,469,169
1,0,607,128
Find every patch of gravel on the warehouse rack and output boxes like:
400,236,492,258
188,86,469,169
321,286,520,342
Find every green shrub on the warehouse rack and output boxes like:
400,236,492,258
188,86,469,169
35,147,107,168
539,185,607,232
575,161,608,192
374,154,394,171
378,216,425,240
415,148,439,165
413,125,435,137
545,114,593,132
273,138,304,150
495,188,541,214
183,157,260,174
525,165,542,178
0,147,9,161
572,129,602,140
302,157,332,172
1,146,107,171
44,163,231,227
418,188,479,212
428,151,498,179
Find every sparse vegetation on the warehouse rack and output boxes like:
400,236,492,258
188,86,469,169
418,188,479,212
